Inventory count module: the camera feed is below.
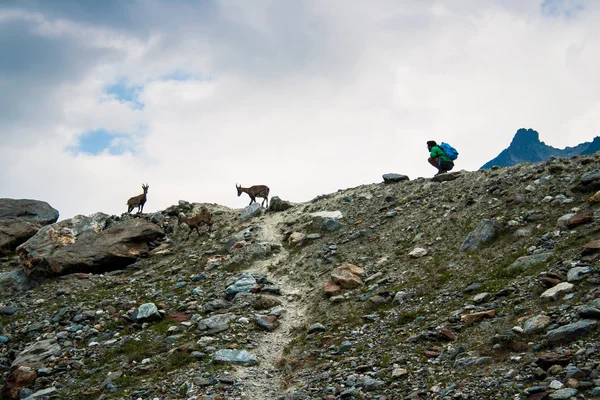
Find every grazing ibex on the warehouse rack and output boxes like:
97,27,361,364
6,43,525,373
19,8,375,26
178,208,213,239
127,184,149,214
236,184,270,208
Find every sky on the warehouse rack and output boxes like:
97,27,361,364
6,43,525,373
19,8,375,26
1,0,599,220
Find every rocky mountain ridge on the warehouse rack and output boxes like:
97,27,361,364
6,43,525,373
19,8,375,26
1,154,600,399
481,128,600,169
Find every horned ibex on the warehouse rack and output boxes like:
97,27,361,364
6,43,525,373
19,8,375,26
178,208,213,238
236,184,270,208
127,184,149,214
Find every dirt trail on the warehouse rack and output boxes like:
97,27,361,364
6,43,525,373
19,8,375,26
232,211,310,399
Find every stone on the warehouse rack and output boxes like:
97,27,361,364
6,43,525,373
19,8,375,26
0,198,59,225
472,292,490,304
12,339,61,367
546,320,598,345
573,171,600,192
203,299,230,313
268,196,293,212
225,273,257,299
321,218,345,232
409,248,428,258
567,266,590,282
331,265,364,289
392,291,411,305
577,305,600,319
213,349,257,366
508,252,553,271
548,388,577,399
2,366,37,399
557,213,576,228
255,315,279,331
432,172,460,182
308,323,326,334
240,203,262,221
250,295,282,310
523,315,551,334
288,232,305,245
0,218,42,252
454,356,492,368
461,310,496,325
460,220,502,251
588,190,600,203
132,303,162,323
310,210,343,219
0,269,32,297
540,282,574,300
323,282,341,297
536,352,572,369
382,173,409,183
17,216,164,278
566,213,593,229
23,387,58,399
197,313,236,331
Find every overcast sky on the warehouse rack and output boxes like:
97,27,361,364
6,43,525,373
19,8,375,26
1,0,599,220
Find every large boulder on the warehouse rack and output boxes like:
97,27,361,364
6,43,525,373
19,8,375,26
0,218,42,251
0,269,33,297
0,199,59,225
17,215,164,278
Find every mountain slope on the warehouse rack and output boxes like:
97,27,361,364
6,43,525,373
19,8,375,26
2,154,600,399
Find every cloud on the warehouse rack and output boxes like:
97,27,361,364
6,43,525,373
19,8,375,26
1,1,600,220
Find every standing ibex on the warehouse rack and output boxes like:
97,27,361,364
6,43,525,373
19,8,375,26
236,184,270,208
127,184,149,214
178,208,213,238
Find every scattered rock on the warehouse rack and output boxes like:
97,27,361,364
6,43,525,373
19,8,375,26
460,220,502,251
213,349,257,366
268,196,293,212
382,173,409,183
546,320,598,345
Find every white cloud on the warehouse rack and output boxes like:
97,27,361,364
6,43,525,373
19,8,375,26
1,0,600,220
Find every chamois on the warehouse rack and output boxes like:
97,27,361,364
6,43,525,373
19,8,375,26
127,184,149,214
178,208,213,238
236,184,270,208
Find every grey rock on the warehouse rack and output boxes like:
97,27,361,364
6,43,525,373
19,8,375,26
432,172,460,182
548,388,578,399
578,305,600,319
203,299,230,313
0,269,32,297
197,313,236,331
23,387,59,399
13,339,61,367
321,218,345,232
0,306,19,316
308,323,326,334
241,203,262,221
0,198,59,225
225,273,257,299
508,252,553,271
213,349,257,366
567,266,590,282
460,220,502,251
132,303,161,323
393,291,412,305
523,315,551,334
382,173,409,183
454,356,492,368
546,320,598,345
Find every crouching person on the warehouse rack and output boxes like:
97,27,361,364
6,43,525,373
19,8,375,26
427,140,454,176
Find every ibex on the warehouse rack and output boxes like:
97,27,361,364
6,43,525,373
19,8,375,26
127,184,149,214
236,184,270,208
178,208,213,238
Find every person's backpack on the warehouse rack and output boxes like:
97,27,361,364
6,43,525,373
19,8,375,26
439,142,459,161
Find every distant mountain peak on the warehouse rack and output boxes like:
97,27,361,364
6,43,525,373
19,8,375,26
481,129,600,169
510,128,540,147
